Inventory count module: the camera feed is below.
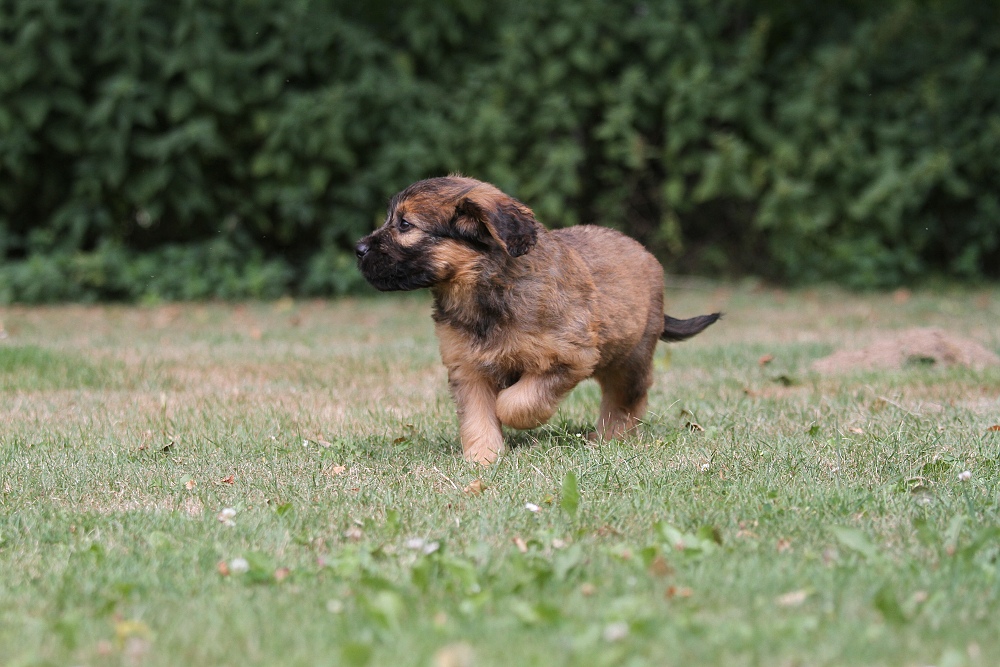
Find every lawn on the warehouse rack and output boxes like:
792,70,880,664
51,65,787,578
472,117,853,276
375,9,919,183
1,286,999,666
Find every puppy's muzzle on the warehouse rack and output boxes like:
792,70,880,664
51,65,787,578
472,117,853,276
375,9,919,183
355,238,371,259
355,232,437,292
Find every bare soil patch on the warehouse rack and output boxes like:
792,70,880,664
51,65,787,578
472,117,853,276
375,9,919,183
812,327,1000,373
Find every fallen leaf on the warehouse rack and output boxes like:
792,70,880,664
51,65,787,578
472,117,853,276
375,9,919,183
274,567,291,583
185,479,197,490
776,590,809,607
595,525,622,538
685,421,704,432
463,479,484,495
433,642,475,667
325,465,347,477
776,538,792,553
219,475,235,485
114,619,152,643
316,439,333,448
758,353,775,366
987,425,1000,433
513,536,528,553
648,554,674,577
848,427,865,435
665,586,693,599
217,560,231,576
159,441,174,453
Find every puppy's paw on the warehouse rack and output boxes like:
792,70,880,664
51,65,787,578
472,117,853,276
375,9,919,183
463,442,503,466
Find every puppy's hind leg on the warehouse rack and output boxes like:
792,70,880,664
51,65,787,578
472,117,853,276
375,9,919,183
594,362,653,441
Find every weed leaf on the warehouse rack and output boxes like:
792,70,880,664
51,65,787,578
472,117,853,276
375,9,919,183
828,525,879,560
873,584,908,625
341,641,373,667
561,471,579,519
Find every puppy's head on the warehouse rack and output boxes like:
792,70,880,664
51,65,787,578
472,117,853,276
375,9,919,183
355,176,539,291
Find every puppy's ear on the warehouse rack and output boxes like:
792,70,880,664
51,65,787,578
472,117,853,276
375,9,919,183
455,193,538,257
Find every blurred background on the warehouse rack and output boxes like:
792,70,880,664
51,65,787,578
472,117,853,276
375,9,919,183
1,0,998,303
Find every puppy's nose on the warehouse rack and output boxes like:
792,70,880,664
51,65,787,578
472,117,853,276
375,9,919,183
355,239,370,258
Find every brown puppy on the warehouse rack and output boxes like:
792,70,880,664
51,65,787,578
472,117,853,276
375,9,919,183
355,176,719,464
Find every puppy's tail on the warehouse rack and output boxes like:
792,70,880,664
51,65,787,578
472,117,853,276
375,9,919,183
660,313,721,343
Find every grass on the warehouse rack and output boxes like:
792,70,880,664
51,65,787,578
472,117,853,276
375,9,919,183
1,286,999,666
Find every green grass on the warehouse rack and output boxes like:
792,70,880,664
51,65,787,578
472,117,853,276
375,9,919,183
1,288,999,666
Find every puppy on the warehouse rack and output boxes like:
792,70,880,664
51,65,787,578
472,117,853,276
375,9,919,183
356,176,719,464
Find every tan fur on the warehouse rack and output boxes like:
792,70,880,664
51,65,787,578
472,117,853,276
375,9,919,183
355,176,718,464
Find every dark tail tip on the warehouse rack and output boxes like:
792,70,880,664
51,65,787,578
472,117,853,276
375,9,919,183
660,312,722,343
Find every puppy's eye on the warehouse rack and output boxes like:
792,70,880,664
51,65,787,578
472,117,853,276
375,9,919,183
398,218,413,232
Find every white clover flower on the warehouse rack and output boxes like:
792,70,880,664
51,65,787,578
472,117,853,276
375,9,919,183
217,507,237,527
404,538,440,555
958,470,972,482
603,622,629,642
525,502,541,513
700,463,710,472
229,557,249,574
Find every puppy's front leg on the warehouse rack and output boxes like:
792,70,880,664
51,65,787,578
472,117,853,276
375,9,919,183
449,368,504,465
496,372,581,430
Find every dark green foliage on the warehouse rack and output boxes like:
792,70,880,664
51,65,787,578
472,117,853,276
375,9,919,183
1,0,998,301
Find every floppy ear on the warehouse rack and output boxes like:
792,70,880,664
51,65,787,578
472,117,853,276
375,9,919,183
454,192,538,257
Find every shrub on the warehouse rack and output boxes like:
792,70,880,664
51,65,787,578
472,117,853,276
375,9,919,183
1,0,997,301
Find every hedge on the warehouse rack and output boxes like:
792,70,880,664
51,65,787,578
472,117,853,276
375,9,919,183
1,0,998,301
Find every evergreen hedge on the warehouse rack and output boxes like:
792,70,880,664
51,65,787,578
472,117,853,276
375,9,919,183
1,0,998,301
